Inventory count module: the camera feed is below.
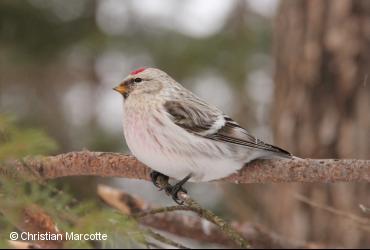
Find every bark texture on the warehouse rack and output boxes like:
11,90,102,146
272,0,370,246
2,151,369,184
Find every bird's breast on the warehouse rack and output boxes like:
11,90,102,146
122,102,167,158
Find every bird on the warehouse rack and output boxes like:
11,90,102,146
113,67,292,204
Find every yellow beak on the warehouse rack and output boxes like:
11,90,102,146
113,84,127,95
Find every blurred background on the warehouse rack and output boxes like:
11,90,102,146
0,0,369,248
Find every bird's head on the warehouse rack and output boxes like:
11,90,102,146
113,67,171,99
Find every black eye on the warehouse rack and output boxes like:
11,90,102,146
134,78,142,83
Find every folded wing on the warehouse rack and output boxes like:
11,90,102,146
164,99,292,158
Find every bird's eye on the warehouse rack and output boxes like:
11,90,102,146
134,78,142,83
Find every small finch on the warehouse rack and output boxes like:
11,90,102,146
114,68,291,204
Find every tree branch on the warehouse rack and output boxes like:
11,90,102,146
161,177,250,248
98,182,250,248
97,185,319,249
4,151,370,184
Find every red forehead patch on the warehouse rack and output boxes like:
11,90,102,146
130,68,146,75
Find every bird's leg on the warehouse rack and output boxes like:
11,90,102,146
150,170,169,189
165,174,192,205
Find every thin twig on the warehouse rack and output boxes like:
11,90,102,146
136,204,253,248
145,228,190,249
155,175,250,249
134,206,193,218
295,193,370,232
98,184,322,248
97,185,190,249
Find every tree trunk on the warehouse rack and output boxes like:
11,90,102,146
271,0,370,247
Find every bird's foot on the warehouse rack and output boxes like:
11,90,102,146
165,184,188,205
150,171,169,190
165,174,192,205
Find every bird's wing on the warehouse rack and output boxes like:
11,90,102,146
164,99,292,157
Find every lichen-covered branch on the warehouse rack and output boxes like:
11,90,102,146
97,185,318,249
4,151,370,184
98,182,250,248
155,175,250,248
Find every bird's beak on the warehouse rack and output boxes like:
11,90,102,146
113,84,127,95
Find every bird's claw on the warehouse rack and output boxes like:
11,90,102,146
165,183,188,205
150,171,191,205
150,171,169,189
